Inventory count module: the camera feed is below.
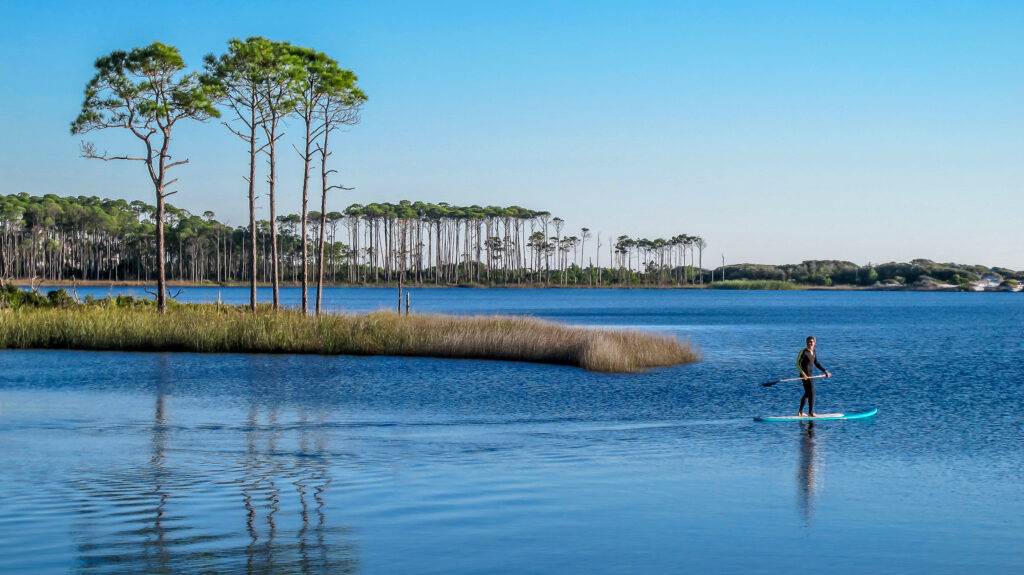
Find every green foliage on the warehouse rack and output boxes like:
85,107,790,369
203,37,283,102
709,280,803,290
72,42,218,137
112,294,154,308
714,259,1016,288
721,264,786,281
875,260,983,284
289,43,366,118
0,285,158,310
864,268,879,285
1,284,49,309
46,289,74,307
992,268,1024,281
952,274,973,291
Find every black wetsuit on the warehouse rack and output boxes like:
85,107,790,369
796,347,826,414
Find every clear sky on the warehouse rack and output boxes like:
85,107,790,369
2,1,1022,268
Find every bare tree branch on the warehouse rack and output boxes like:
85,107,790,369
221,121,253,141
80,141,146,161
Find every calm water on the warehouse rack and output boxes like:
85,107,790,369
2,288,1023,574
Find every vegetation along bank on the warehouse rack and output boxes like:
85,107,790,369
0,287,700,373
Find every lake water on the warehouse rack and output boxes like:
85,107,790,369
2,288,1023,574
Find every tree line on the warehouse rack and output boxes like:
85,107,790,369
298,200,708,287
0,193,710,290
721,259,1023,287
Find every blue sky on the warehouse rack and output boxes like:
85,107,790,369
2,1,1022,267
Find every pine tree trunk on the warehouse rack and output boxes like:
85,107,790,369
248,106,258,312
300,116,312,313
269,129,280,311
156,193,167,314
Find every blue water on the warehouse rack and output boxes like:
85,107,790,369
2,289,1023,573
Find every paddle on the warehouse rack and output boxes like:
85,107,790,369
761,374,827,387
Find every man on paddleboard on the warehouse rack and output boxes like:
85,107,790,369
797,336,831,416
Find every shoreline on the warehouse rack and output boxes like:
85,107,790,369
9,279,1017,292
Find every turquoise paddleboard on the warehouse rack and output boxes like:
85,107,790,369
754,407,878,422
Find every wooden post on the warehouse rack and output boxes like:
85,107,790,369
397,273,403,314
217,290,222,312
405,292,410,315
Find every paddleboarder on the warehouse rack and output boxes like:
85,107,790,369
797,336,831,416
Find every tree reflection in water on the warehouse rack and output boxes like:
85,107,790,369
67,356,358,574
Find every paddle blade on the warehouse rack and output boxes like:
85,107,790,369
761,380,779,387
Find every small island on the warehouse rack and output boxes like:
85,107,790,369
0,285,699,373
708,260,1023,292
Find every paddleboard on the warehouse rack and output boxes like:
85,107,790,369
754,407,878,422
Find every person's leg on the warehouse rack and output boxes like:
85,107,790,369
799,378,810,415
806,379,816,416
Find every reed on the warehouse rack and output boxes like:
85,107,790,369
708,280,804,290
0,305,700,373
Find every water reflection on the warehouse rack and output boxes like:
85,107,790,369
796,422,822,521
150,360,170,571
67,356,358,574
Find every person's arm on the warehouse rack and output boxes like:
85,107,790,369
814,356,831,378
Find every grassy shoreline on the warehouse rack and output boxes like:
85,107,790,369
0,304,700,373
7,279,980,291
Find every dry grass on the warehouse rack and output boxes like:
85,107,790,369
0,305,700,373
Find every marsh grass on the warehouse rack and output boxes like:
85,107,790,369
0,305,700,373
709,280,804,290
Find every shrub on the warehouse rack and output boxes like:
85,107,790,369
1,284,49,309
709,280,803,290
46,289,74,307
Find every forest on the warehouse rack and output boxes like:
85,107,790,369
720,260,1023,287
0,193,709,289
